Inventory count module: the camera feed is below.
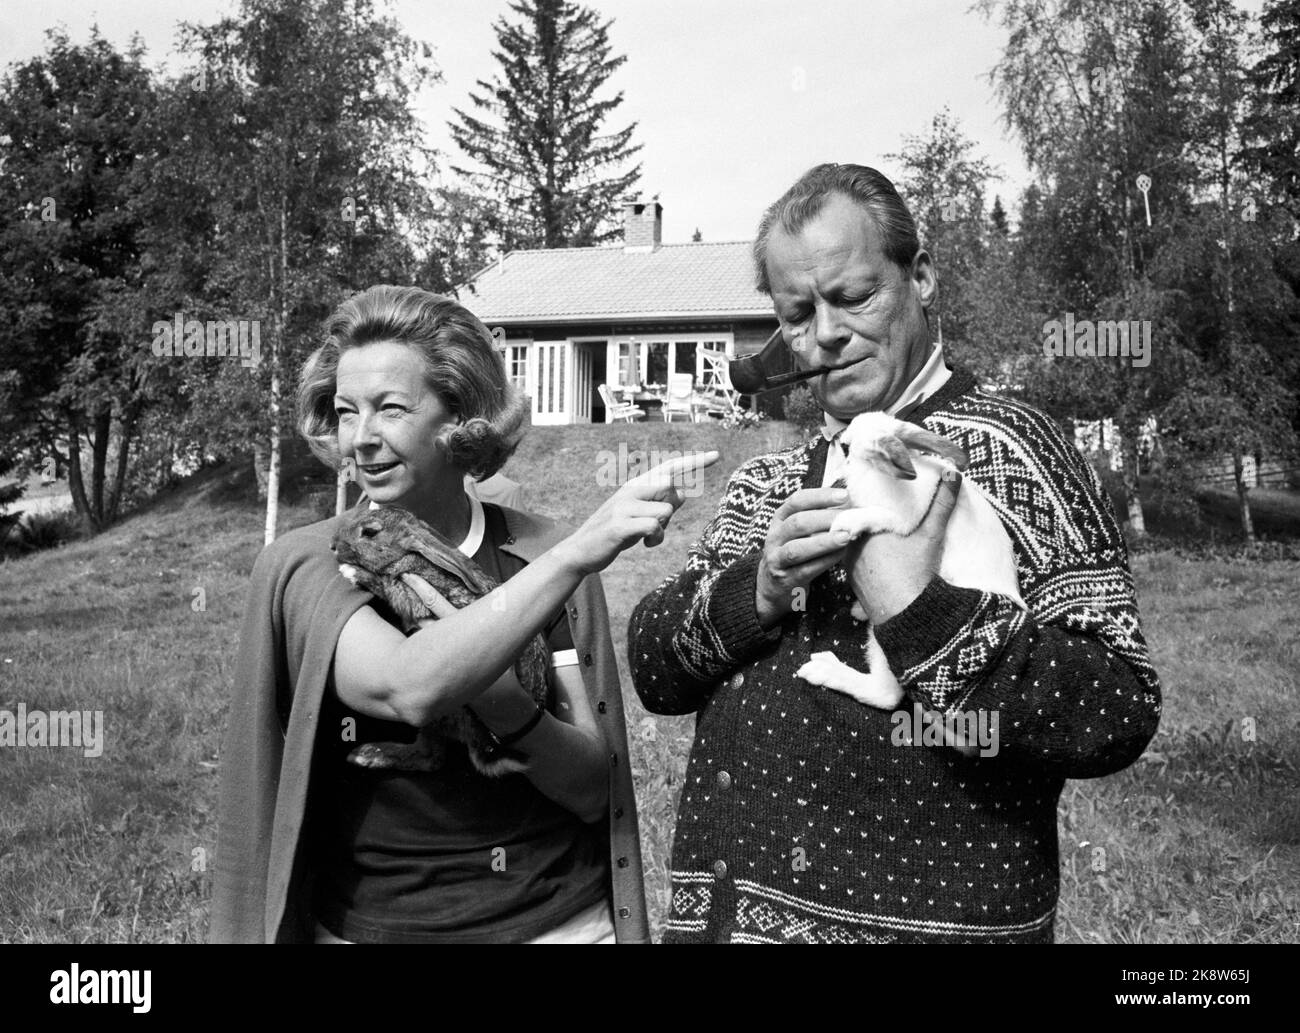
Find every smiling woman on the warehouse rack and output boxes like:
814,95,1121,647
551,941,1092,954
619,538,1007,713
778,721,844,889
211,285,713,944
299,289,528,502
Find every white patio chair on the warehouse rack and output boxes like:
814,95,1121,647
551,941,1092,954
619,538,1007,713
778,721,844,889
699,352,741,419
662,373,697,422
597,383,645,423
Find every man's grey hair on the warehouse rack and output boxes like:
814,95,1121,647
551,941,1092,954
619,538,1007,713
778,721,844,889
752,163,922,295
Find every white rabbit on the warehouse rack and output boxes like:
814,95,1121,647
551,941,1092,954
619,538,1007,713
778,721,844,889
796,412,1027,711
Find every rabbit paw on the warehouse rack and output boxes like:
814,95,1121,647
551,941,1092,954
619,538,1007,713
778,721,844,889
796,651,905,710
830,509,874,541
345,740,443,772
467,749,528,778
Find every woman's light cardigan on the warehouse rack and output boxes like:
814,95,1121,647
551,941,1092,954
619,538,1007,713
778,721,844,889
210,501,651,943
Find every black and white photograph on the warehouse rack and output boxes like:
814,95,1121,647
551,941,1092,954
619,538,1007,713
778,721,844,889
0,0,1295,989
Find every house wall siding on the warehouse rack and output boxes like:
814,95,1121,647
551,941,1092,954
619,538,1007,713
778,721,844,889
733,321,778,357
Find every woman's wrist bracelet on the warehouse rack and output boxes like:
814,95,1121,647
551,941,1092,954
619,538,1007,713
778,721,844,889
486,700,547,749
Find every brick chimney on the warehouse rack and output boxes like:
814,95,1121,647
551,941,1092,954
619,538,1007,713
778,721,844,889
622,196,662,252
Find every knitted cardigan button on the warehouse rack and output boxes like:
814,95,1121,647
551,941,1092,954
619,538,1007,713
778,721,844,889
717,770,732,790
713,859,729,879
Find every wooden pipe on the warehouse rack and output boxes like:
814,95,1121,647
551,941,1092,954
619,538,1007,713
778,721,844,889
727,328,869,393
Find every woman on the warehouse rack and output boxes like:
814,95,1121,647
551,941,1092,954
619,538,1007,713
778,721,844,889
210,284,712,943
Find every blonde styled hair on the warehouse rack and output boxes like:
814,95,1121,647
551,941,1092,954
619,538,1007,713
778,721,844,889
298,285,529,480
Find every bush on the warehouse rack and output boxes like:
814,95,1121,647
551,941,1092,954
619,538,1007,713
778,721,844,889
0,480,24,543
781,384,823,437
1125,531,1300,562
15,509,85,553
720,408,767,431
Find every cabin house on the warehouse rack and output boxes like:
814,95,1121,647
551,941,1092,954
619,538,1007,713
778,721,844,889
458,199,778,424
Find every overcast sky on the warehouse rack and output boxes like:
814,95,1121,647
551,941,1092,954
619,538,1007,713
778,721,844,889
0,0,1269,244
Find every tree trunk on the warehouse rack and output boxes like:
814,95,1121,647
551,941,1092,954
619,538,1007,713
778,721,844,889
160,439,176,491
1233,453,1255,544
263,423,281,546
335,466,350,517
263,198,288,546
1150,424,1166,474
90,405,112,525
1120,426,1146,538
106,409,137,523
251,442,270,500
65,420,96,532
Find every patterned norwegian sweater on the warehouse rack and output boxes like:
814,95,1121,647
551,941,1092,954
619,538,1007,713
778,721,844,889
628,367,1161,944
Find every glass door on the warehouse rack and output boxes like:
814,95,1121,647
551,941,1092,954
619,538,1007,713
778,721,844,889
531,341,570,425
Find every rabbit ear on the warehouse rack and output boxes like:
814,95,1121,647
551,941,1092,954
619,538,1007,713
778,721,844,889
399,527,496,595
881,436,917,479
895,424,970,471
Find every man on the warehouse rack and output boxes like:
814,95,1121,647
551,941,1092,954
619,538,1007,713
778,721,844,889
627,163,1161,944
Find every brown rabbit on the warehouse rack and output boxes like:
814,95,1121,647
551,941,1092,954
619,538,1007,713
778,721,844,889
331,505,551,777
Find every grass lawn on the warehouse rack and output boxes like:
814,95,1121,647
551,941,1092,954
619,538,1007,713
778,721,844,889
0,419,1297,942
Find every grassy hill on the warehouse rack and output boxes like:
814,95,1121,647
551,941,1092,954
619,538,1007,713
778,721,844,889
1,421,1297,942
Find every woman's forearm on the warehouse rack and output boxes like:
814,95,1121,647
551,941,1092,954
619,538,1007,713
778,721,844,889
514,719,609,823
387,546,584,724
470,673,609,823
344,452,714,727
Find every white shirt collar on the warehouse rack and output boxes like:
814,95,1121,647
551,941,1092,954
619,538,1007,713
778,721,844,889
821,343,951,441
367,492,485,558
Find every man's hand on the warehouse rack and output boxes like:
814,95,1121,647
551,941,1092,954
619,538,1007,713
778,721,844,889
846,468,962,626
755,487,851,628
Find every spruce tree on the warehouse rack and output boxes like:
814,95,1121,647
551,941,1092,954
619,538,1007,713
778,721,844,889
449,0,641,250
1241,0,1300,222
990,195,1009,236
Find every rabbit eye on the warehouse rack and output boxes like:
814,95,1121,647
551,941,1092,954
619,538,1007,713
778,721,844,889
360,522,381,538
839,441,850,456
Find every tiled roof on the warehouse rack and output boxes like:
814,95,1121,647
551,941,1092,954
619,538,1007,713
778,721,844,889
458,241,774,324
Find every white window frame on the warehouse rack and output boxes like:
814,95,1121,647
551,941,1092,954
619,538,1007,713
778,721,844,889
607,333,735,391
531,340,569,425
505,342,529,393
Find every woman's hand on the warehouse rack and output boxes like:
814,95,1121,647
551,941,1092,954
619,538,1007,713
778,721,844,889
460,652,608,824
553,451,720,576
